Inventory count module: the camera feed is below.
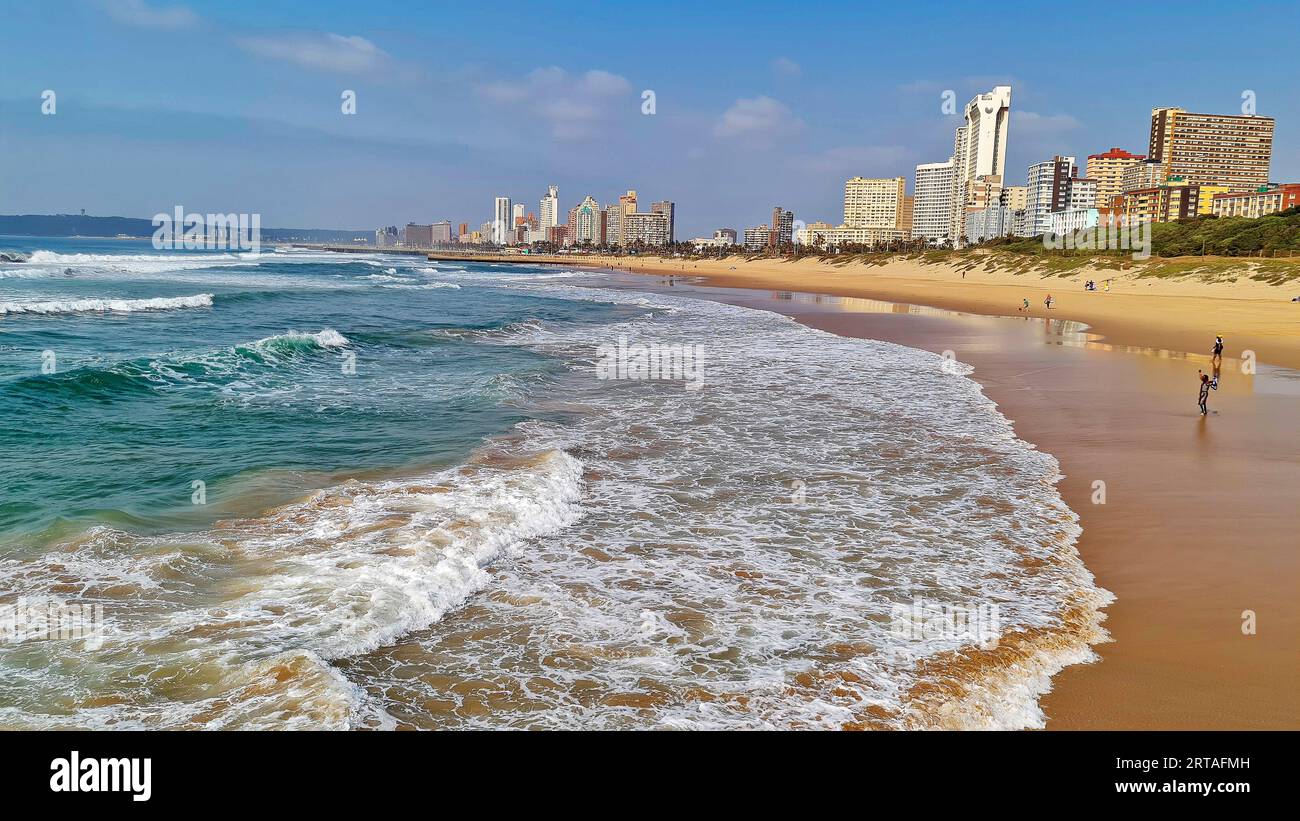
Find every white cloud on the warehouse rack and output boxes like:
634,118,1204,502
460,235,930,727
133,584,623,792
236,32,389,74
713,96,804,145
478,67,634,141
99,0,199,29
1014,110,1082,136
772,57,802,77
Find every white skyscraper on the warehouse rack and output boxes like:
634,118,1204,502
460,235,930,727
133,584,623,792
913,159,955,243
493,196,511,245
539,185,560,229
950,85,1012,244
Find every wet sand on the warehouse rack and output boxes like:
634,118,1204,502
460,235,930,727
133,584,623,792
604,277,1300,730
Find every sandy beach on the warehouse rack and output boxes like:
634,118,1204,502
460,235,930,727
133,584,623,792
589,259,1300,730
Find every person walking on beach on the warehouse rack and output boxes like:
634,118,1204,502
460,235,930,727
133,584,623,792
1197,372,1212,415
1212,335,1224,365
1045,294,1054,310
1019,298,1030,312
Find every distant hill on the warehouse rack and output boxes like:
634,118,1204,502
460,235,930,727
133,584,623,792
0,214,372,244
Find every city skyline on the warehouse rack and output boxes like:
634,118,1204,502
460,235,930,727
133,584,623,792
2,1,1298,238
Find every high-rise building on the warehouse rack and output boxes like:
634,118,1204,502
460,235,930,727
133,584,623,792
1086,147,1145,210
492,197,511,245
1122,159,1167,192
951,85,1012,244
843,177,908,230
744,224,769,250
623,211,671,246
512,203,526,227
539,185,560,229
405,223,434,247
1148,108,1275,192
604,203,623,246
913,159,955,243
574,196,601,245
768,207,794,249
1023,156,1078,237
1000,185,1028,211
714,228,738,245
619,190,638,215
431,221,453,245
651,201,675,243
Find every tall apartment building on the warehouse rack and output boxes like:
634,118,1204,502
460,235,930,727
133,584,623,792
1023,156,1078,237
768,207,794,249
623,211,671,246
573,196,601,245
843,177,908,229
743,225,769,250
1086,147,1145,210
715,228,738,245
492,197,511,245
651,201,675,243
1148,107,1275,192
603,203,623,246
951,85,1012,244
431,221,453,245
912,159,954,243
1122,159,1167,192
539,185,560,229
1001,185,1028,210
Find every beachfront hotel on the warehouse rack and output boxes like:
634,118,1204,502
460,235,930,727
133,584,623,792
492,196,511,244
843,176,910,231
1148,107,1275,192
1086,147,1146,210
912,160,955,243
1023,156,1090,236
950,85,1012,244
539,185,560,230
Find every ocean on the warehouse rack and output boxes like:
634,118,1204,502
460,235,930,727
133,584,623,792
0,237,1110,729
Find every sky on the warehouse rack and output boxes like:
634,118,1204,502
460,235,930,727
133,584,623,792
1,0,1298,238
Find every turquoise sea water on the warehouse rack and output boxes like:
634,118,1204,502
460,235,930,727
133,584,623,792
0,237,1109,730
0,237,627,540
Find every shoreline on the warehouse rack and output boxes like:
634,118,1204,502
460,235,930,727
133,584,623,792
591,269,1300,729
568,254,1300,371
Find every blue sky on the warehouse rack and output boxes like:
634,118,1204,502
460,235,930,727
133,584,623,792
1,0,1297,237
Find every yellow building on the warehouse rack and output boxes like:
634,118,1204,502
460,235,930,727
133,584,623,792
1086,147,1146,211
843,176,909,230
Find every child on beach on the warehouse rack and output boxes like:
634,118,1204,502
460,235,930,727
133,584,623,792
1045,294,1053,310
1212,335,1224,364
1197,372,1212,415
